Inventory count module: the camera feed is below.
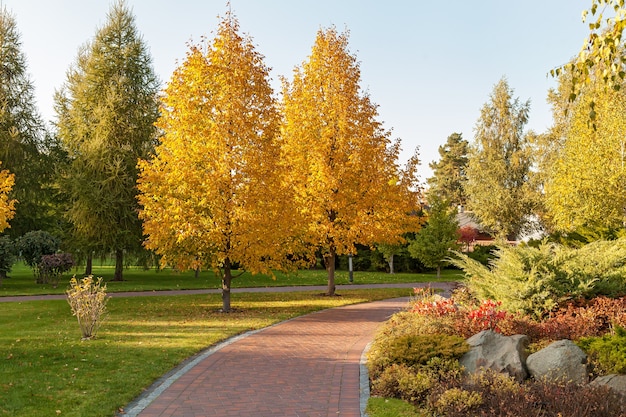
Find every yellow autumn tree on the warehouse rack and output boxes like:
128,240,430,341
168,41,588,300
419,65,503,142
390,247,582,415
544,66,626,231
553,1,626,105
0,162,16,232
137,13,304,312
280,27,423,296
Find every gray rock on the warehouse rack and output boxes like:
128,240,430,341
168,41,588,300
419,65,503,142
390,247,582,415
591,374,626,397
460,330,529,381
526,339,589,384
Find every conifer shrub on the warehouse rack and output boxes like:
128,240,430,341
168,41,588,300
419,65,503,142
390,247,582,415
371,364,433,403
368,332,467,379
578,326,626,375
370,357,465,405
387,334,468,368
450,239,626,319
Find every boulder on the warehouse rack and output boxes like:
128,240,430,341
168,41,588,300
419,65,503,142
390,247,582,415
460,330,529,381
591,374,626,398
526,339,588,384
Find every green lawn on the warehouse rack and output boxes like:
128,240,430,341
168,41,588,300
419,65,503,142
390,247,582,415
0,262,462,296
1,288,415,417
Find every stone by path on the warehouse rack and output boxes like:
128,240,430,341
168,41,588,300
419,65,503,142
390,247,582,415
123,297,412,417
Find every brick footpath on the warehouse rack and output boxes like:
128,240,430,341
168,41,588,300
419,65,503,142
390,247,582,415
124,297,412,417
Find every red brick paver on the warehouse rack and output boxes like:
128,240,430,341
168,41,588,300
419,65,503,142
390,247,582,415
130,297,410,417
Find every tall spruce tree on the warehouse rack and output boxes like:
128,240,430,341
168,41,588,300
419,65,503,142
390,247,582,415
0,7,57,237
427,132,469,208
55,0,159,280
465,78,536,239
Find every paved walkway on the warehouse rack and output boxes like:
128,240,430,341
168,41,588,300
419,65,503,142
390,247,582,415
2,281,456,417
124,297,411,417
0,281,456,302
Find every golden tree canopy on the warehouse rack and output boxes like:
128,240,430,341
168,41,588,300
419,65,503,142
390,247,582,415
544,70,626,230
138,14,302,279
280,27,422,293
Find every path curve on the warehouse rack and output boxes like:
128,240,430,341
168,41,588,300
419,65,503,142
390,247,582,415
123,297,411,417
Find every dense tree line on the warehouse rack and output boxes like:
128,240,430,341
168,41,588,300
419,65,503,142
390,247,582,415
4,0,626,298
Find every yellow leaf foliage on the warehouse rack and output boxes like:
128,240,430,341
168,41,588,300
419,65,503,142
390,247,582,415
0,161,16,232
557,1,626,107
280,27,423,258
137,15,305,275
544,75,626,230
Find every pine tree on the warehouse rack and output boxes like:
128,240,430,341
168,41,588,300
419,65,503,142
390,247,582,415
55,0,159,280
0,7,56,237
427,132,469,208
281,27,422,295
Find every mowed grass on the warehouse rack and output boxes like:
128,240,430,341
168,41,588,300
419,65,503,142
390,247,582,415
0,262,462,296
1,288,416,417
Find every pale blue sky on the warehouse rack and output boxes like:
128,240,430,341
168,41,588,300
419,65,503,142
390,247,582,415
4,0,590,179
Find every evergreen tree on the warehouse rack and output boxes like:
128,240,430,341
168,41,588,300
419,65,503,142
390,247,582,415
408,197,459,277
55,0,159,281
465,78,536,239
0,7,57,237
427,132,469,208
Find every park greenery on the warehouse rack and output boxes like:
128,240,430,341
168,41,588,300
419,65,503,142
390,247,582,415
0,273,413,417
2,0,626,415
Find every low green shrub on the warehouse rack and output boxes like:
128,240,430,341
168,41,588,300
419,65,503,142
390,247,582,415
387,334,468,367
15,230,60,283
450,239,626,319
371,358,465,406
578,326,626,375
368,333,467,379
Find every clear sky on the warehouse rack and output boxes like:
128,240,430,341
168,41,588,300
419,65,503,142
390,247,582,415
4,0,590,180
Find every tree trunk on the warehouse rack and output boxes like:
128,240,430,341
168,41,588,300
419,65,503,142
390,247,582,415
85,252,93,276
436,265,441,278
112,249,124,281
222,258,232,312
388,254,394,274
325,250,336,296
